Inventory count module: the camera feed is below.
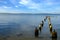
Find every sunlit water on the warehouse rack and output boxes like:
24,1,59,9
0,14,60,40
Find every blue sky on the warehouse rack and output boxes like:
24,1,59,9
0,0,60,13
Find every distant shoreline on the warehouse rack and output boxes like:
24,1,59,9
0,13,60,15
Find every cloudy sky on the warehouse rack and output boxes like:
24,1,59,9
0,0,60,13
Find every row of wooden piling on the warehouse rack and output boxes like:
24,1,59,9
47,16,57,38
35,16,47,37
38,17,47,32
35,16,57,38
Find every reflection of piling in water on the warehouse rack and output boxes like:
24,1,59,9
3,37,7,40
52,29,57,38
52,30,57,40
52,38,57,40
17,33,23,37
35,27,39,37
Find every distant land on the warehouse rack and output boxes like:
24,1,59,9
0,13,60,15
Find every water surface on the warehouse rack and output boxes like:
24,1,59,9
0,14,60,40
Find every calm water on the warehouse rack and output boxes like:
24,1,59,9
0,14,60,40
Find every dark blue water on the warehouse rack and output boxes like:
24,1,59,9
0,14,60,40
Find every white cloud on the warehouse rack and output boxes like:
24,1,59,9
3,6,8,8
0,7,29,13
0,7,17,13
15,6,19,8
19,0,56,10
18,0,60,13
27,3,41,10
19,0,30,5
2,6,11,8
19,0,41,10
